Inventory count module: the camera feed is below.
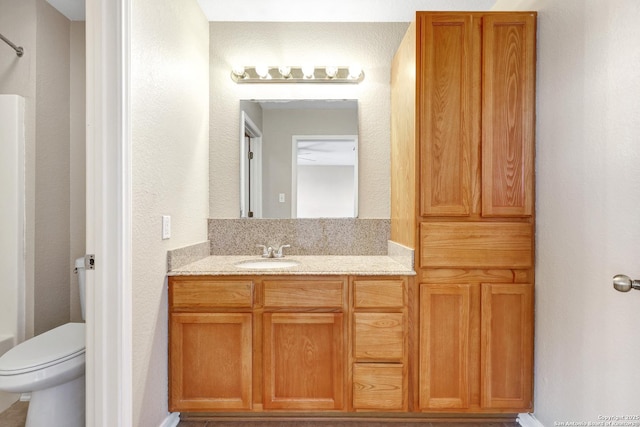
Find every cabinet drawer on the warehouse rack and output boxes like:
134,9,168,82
263,279,345,308
353,363,405,410
420,222,533,269
353,280,405,309
170,279,253,309
354,313,404,361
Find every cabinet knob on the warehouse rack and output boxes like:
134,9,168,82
612,274,640,293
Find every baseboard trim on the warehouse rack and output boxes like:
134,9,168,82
518,413,545,427
159,412,180,427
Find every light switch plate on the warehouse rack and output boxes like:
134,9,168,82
162,215,171,239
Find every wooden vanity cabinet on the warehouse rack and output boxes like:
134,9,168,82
391,11,536,414
169,277,254,411
169,275,413,414
415,12,536,219
351,278,408,411
262,277,347,410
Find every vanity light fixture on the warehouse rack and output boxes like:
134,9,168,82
230,65,365,84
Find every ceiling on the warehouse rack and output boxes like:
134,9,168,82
47,0,496,22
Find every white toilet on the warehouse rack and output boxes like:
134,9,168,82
0,257,86,427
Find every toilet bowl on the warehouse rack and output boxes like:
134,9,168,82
0,258,86,427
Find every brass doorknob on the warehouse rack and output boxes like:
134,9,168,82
613,274,640,292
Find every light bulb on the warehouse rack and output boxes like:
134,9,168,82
255,65,270,79
348,64,362,79
231,65,246,78
301,65,315,79
325,66,338,79
278,65,292,78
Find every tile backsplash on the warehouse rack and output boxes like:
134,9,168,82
208,218,390,256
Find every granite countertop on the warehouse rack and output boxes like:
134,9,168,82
168,255,415,276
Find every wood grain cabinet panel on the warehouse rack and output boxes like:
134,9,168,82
354,313,404,362
263,279,345,309
482,14,536,217
353,279,405,308
263,313,344,410
169,313,252,411
171,279,253,309
353,364,405,410
419,14,475,217
481,283,533,410
419,284,472,409
420,222,533,269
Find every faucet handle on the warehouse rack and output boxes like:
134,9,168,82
256,244,269,257
274,244,291,258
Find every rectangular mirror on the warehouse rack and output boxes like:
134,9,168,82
240,99,358,218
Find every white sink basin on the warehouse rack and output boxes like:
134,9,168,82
235,259,300,269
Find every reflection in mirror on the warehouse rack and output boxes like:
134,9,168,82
240,100,358,219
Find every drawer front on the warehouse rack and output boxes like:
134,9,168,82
354,313,404,361
353,363,405,410
171,280,253,309
263,279,345,309
420,222,533,269
353,280,405,309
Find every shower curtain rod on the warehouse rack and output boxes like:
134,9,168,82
0,33,24,57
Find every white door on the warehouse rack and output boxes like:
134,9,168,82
85,0,132,425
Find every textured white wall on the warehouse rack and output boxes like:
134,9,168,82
492,1,640,424
209,22,408,218
131,0,209,424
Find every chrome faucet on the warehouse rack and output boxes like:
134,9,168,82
274,244,290,258
256,244,290,258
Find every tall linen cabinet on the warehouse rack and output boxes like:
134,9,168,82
391,12,536,413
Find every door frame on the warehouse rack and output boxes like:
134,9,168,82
86,0,133,425
240,111,263,218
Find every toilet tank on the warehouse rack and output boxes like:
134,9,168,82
74,257,86,321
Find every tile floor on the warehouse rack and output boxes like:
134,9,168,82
178,420,519,427
0,402,520,427
0,401,28,427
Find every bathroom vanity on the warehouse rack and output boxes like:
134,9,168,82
168,256,413,414
168,9,537,422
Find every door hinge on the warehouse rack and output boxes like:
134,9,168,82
248,151,254,160
85,254,95,270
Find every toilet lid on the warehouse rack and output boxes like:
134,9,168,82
0,323,85,375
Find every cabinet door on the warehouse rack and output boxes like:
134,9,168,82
419,13,477,217
419,284,473,409
169,313,252,411
482,14,536,217
481,283,533,410
263,313,344,410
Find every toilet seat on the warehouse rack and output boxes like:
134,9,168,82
0,323,85,376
